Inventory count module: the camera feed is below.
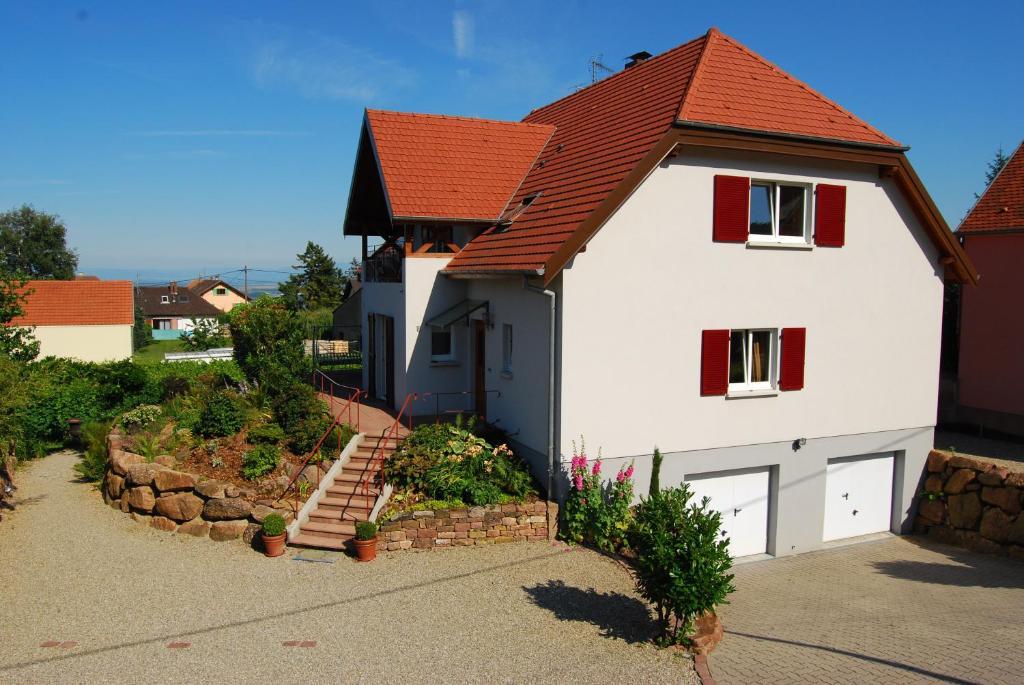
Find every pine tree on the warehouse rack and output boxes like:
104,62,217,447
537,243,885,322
278,242,347,311
974,146,1012,199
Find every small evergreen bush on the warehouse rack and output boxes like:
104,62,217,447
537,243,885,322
73,421,111,482
196,390,245,438
247,422,285,445
355,521,378,540
241,444,280,480
261,513,286,537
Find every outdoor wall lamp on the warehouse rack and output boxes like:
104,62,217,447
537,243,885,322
792,437,807,451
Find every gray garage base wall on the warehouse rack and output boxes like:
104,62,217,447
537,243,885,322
558,426,934,559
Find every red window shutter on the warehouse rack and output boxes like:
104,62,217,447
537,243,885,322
713,175,750,242
814,184,846,247
701,329,730,396
779,328,806,391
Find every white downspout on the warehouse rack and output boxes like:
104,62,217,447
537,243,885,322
523,277,557,502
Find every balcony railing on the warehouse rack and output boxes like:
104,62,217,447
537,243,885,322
364,243,403,283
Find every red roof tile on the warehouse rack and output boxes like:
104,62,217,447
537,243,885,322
677,29,898,147
959,141,1024,234
11,280,134,326
444,28,900,274
365,110,554,221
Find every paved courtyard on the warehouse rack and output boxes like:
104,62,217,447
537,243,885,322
711,536,1024,684
0,452,696,684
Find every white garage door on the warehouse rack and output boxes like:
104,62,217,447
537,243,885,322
685,467,770,558
823,453,895,542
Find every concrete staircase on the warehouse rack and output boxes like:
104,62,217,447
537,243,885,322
290,431,401,550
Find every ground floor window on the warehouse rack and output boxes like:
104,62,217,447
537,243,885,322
153,318,173,330
430,326,454,362
729,329,776,390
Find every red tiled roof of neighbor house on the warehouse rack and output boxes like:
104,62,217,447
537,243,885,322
365,109,555,222
959,141,1024,234
444,28,900,274
11,280,134,326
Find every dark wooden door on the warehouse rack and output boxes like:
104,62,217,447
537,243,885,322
473,319,486,418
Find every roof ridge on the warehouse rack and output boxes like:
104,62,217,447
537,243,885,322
688,31,898,146
958,138,1024,231
522,33,708,122
366,108,553,130
675,27,716,122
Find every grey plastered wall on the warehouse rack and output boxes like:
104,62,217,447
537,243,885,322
562,426,934,558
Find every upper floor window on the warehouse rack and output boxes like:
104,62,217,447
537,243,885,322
215,287,227,295
749,182,809,242
160,295,169,304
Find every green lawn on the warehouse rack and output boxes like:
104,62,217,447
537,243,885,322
133,339,186,364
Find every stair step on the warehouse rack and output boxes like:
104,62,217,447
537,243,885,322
327,482,380,496
309,509,369,523
320,494,375,508
301,520,357,536
290,533,350,550
334,470,378,483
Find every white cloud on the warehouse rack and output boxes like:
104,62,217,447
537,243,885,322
453,11,473,59
236,20,416,102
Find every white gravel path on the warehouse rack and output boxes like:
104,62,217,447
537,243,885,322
0,452,697,684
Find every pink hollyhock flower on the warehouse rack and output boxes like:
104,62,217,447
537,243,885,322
592,460,601,476
616,470,625,483
625,465,634,479
574,474,584,491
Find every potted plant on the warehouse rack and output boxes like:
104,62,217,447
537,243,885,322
352,521,378,562
261,513,288,557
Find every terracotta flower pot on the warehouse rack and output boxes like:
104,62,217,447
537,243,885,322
262,532,287,558
352,536,378,562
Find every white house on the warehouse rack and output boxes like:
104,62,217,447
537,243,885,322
342,28,977,559
11,279,135,362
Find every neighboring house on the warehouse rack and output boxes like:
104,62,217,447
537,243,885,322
10,280,134,362
187,278,249,313
331,279,362,340
342,28,976,559
136,283,222,339
956,140,1024,436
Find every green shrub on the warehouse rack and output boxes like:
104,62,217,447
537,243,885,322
72,421,111,482
121,404,162,432
383,421,535,506
196,390,245,438
134,434,162,462
97,360,155,409
229,297,310,397
355,521,378,540
160,375,191,400
287,411,334,455
560,439,635,553
248,422,285,445
242,444,280,480
627,484,735,646
261,513,287,536
270,382,318,433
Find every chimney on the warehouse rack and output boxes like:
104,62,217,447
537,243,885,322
625,51,653,69
169,281,178,300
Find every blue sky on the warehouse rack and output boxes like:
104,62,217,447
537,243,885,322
1,1,1021,277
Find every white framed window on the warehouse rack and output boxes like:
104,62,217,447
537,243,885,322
160,295,169,304
215,287,227,295
729,329,777,391
502,324,513,373
430,326,454,362
749,182,810,243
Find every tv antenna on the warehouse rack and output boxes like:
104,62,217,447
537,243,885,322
589,54,613,83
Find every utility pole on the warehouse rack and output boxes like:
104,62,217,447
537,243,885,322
243,265,249,300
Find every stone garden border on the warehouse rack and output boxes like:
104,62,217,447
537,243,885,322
102,430,296,547
377,500,557,551
915,449,1024,560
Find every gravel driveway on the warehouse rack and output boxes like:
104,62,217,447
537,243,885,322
0,452,697,684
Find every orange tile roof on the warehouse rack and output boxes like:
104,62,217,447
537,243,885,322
443,28,900,274
11,280,134,326
959,141,1024,234
365,110,554,221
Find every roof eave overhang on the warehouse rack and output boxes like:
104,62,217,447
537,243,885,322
675,120,910,152
442,268,544,280
393,215,499,224
958,226,1024,236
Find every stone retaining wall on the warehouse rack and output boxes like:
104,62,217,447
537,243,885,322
102,432,293,546
915,449,1024,560
377,501,556,551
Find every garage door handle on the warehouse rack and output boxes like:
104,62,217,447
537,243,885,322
842,492,849,499
852,509,858,516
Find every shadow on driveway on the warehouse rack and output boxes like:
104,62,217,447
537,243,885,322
521,579,657,644
870,538,1024,589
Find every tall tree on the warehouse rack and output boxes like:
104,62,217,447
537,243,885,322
0,272,40,362
278,242,347,311
0,205,78,279
974,147,1011,199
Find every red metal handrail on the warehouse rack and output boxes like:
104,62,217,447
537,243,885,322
362,392,417,500
277,385,364,514
312,369,361,431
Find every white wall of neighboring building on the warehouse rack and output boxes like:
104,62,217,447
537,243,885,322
558,148,945,461
31,324,133,362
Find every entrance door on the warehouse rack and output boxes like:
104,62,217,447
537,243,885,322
371,314,394,406
823,453,894,542
473,319,486,418
685,467,771,558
